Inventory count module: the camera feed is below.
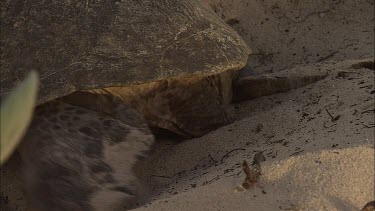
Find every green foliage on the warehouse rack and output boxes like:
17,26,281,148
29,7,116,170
1,71,39,165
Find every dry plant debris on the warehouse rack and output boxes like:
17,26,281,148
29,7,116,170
234,152,266,192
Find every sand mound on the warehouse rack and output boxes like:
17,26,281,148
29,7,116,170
135,59,374,210
136,146,374,211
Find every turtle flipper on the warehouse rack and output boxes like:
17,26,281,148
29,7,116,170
18,101,154,211
233,67,328,102
73,75,236,138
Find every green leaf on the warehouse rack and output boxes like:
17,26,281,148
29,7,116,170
1,71,39,165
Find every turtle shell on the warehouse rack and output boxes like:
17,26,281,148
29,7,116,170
0,0,250,105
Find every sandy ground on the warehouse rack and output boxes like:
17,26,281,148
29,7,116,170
203,0,374,74
134,59,374,210
1,0,374,210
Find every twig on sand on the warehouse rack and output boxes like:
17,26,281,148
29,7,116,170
221,148,246,163
362,123,375,128
151,174,172,179
361,109,375,114
208,154,218,163
290,150,305,156
317,50,339,62
325,109,340,122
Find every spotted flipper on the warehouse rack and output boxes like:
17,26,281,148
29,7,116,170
18,101,154,211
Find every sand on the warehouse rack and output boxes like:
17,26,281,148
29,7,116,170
1,0,374,210
203,0,374,74
133,59,374,210
136,147,374,211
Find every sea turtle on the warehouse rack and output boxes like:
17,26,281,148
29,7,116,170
0,0,327,210
64,66,326,138
0,0,249,210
